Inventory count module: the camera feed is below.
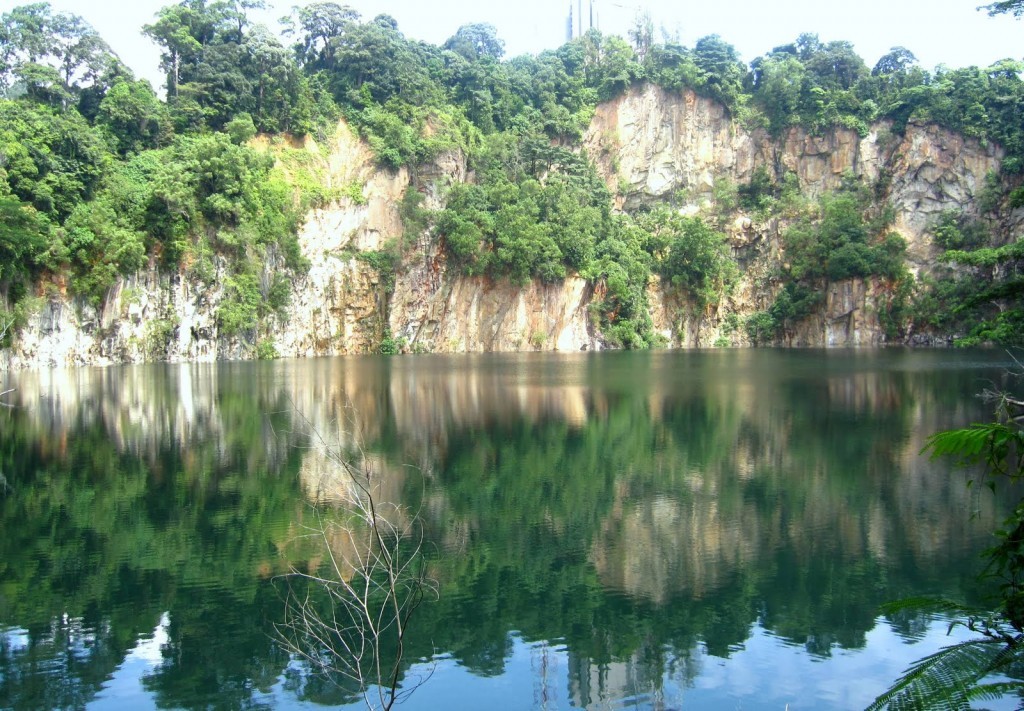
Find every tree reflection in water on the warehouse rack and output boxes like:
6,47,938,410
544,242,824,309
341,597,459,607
0,351,1015,709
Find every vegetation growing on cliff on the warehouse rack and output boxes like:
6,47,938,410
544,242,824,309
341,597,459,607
914,231,1024,347
1,1,1022,352
741,174,912,343
438,140,613,284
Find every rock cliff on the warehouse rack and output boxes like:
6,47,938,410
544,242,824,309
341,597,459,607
1,84,1015,368
586,85,1007,346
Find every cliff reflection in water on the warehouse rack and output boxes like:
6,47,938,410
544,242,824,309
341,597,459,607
0,350,1015,709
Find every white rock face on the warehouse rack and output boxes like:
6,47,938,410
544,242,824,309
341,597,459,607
585,85,1010,347
2,85,1019,368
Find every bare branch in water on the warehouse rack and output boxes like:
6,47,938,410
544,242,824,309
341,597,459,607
274,406,437,711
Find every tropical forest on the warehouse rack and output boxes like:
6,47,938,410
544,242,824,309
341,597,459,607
0,0,1022,363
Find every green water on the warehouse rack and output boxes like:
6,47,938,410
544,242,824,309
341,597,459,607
0,349,1019,710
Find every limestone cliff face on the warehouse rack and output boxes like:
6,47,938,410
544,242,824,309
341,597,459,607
275,124,409,358
585,84,1008,347
585,85,1000,236
1,84,1015,368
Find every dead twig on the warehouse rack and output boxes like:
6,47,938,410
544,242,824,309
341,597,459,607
274,406,437,711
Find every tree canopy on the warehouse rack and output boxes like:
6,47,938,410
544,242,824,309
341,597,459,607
2,0,1023,350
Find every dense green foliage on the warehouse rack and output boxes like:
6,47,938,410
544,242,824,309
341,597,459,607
1,0,1023,350
438,145,612,285
744,174,912,343
782,184,905,283
644,207,738,309
434,138,739,346
0,1,317,348
907,200,1024,346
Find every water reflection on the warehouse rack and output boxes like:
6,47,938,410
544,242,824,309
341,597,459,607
0,350,1017,709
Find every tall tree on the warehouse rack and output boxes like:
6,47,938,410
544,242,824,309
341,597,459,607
627,11,654,64
693,34,745,108
144,1,219,98
95,78,172,154
443,23,505,62
752,54,806,134
872,46,918,76
0,2,119,105
241,24,297,131
283,1,359,70
145,0,272,130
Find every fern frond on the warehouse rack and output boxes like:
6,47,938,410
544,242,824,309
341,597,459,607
922,425,1008,464
866,637,1017,710
962,680,1024,703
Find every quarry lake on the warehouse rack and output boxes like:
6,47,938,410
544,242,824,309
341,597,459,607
0,349,1020,710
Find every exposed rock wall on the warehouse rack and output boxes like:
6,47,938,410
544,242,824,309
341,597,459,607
585,84,1006,346
1,84,1015,368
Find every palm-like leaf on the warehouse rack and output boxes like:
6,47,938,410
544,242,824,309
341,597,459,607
867,636,1024,710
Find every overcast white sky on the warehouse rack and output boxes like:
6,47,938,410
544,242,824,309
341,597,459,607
2,0,1022,91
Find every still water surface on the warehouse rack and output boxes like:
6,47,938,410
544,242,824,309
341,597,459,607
0,349,1019,710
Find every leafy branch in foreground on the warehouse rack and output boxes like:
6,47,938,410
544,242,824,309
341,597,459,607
867,635,1024,710
275,413,437,710
869,383,1024,709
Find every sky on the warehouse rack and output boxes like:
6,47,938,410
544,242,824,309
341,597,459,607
2,0,1022,92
